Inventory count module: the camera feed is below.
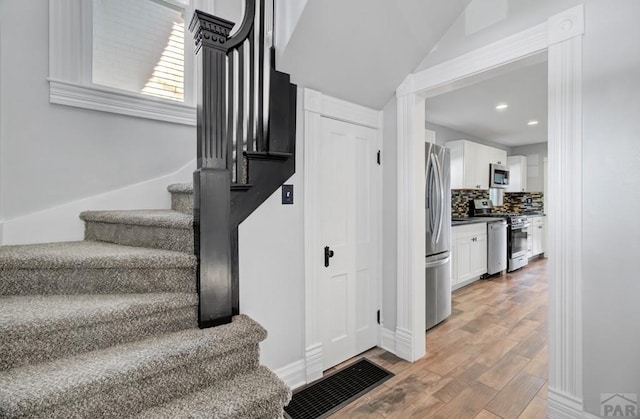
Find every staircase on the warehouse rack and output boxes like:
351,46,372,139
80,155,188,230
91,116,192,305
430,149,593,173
0,186,290,418
0,0,296,417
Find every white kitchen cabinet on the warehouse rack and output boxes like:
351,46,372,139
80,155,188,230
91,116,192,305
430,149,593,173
452,223,487,290
490,148,507,166
531,216,544,256
446,140,508,190
527,216,545,258
506,155,527,192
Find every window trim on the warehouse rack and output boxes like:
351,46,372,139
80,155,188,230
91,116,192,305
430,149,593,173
48,0,214,126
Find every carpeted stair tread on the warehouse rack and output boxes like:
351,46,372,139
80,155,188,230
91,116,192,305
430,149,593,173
0,293,198,370
0,315,266,418
167,183,193,194
135,365,291,419
80,209,193,229
0,241,195,270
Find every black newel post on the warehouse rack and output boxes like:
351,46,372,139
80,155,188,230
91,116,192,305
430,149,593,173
189,11,236,327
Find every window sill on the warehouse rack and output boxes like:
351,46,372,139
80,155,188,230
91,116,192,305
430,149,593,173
49,79,196,126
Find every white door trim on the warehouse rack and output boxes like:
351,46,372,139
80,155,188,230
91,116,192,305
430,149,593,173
395,5,584,418
303,88,383,383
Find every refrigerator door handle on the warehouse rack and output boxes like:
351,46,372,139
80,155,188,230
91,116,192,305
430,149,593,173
425,253,451,268
426,155,437,244
431,153,444,245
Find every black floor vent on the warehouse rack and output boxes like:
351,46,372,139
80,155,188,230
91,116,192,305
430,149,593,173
284,358,393,419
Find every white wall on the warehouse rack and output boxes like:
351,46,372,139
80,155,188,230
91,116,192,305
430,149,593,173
278,0,471,109
0,0,194,240
381,97,398,333
416,1,640,416
581,1,640,415
239,87,305,375
415,0,585,71
509,142,546,192
274,0,308,53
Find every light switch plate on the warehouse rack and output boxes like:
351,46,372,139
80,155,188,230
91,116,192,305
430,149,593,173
282,184,293,204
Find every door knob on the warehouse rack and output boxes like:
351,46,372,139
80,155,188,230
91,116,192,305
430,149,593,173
324,246,335,267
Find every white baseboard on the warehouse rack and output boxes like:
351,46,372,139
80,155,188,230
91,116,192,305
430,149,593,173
548,387,584,419
274,359,306,390
394,327,413,362
380,327,396,354
0,159,196,245
304,343,323,383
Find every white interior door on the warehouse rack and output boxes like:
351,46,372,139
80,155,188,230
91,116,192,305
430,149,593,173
318,117,378,370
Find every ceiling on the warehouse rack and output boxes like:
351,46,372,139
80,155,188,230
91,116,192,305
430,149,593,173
278,0,472,109
425,59,548,147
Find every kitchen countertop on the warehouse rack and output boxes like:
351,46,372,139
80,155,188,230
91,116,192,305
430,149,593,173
451,217,502,226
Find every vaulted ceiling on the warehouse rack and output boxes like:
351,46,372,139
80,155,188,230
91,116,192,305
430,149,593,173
277,0,472,109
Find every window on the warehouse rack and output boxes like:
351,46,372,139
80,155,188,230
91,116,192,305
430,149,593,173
93,0,185,102
48,0,214,125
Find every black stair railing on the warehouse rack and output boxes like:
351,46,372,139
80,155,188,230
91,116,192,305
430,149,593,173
190,0,294,328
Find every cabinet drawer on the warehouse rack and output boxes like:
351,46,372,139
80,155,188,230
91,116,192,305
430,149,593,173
452,223,487,239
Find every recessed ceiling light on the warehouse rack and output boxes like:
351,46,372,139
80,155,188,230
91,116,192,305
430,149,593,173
528,120,539,126
495,103,508,110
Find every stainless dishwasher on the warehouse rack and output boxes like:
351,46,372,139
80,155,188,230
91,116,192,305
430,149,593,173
487,219,508,275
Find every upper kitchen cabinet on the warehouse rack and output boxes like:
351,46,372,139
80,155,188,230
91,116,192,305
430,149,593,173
490,148,507,166
506,155,527,192
446,140,507,190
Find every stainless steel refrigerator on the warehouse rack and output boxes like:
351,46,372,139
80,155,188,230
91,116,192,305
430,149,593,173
425,143,452,330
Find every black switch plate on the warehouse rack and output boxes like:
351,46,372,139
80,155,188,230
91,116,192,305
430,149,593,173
282,184,294,204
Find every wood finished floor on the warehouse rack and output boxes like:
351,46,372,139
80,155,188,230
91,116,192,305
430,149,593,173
328,257,548,419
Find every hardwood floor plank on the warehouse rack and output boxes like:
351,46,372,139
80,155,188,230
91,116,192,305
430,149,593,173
474,337,520,367
475,410,503,419
507,318,542,342
511,330,547,359
477,351,531,391
432,379,467,403
485,372,545,418
430,382,497,419
522,345,548,379
537,382,548,400
518,396,548,419
386,394,444,419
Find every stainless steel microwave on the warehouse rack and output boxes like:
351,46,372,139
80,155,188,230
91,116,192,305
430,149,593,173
490,163,509,188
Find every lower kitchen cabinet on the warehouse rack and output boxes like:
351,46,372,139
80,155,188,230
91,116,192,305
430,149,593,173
527,216,545,258
452,223,487,290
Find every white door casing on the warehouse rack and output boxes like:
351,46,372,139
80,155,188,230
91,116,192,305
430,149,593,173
395,5,584,418
304,89,382,382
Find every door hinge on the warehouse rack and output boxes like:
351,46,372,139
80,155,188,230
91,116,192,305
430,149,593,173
376,310,381,325
376,150,381,165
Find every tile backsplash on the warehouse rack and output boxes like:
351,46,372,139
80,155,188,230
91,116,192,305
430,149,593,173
451,190,544,217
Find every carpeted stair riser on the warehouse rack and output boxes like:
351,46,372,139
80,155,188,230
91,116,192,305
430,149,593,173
0,267,195,295
0,294,198,371
135,365,292,419
85,221,194,253
171,192,193,214
2,346,260,419
0,315,266,418
168,183,193,214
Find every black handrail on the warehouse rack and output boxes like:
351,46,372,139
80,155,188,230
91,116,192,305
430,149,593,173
226,0,256,50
